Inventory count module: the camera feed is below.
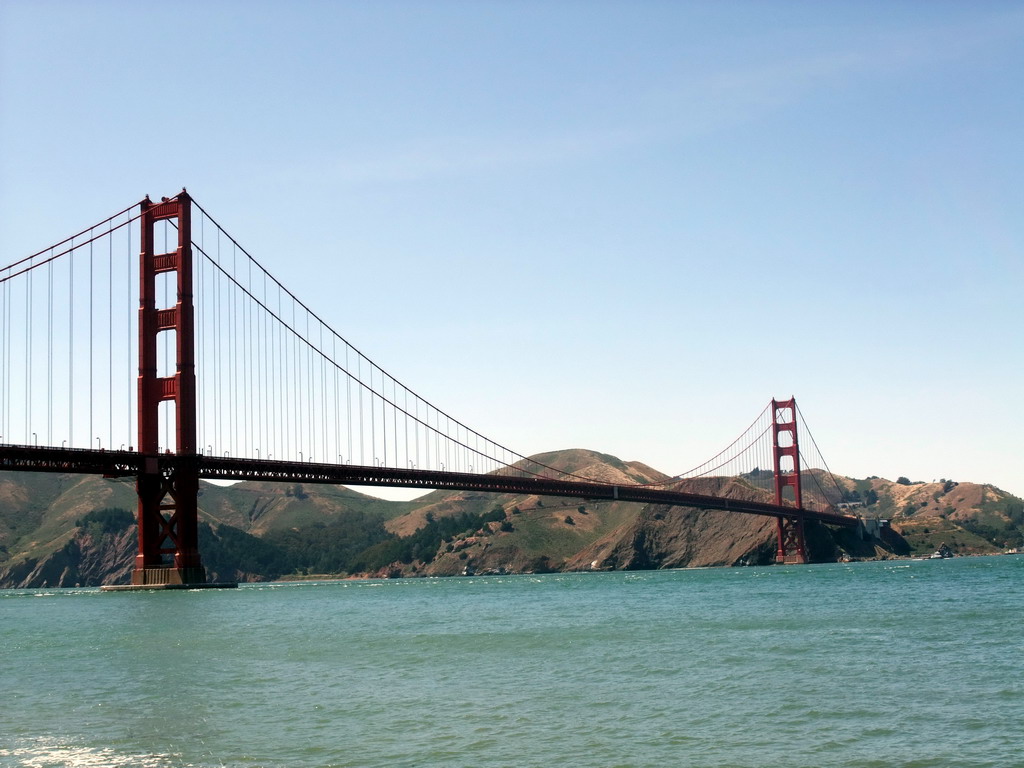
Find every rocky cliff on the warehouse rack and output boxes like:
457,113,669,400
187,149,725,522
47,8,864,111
0,528,136,588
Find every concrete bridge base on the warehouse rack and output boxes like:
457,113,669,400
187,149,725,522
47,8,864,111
99,566,237,590
130,566,207,586
101,582,238,591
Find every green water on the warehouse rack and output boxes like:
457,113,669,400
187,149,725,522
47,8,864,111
2,556,1022,767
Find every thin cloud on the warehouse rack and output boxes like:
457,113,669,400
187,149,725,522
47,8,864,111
320,8,1024,187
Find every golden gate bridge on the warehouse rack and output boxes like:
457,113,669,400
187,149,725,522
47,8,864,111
0,191,859,587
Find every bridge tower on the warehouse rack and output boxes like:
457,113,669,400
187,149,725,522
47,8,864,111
772,397,807,564
132,191,205,586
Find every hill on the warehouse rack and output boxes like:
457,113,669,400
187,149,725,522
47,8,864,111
1,455,1021,587
197,480,417,533
836,475,1023,555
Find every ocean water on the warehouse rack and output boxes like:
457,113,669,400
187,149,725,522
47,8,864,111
2,556,1022,768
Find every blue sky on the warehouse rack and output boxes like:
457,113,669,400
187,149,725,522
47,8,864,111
1,1,1022,497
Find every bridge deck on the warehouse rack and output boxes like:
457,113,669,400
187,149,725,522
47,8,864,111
0,445,859,527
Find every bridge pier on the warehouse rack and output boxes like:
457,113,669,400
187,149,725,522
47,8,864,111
131,457,207,586
775,515,808,564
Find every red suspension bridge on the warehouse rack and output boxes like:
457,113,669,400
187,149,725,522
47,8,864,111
0,191,859,587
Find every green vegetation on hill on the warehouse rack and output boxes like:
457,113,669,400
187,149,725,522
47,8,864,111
199,522,292,581
961,497,1024,549
192,504,514,578
263,511,392,575
77,507,134,536
197,481,416,533
351,506,507,573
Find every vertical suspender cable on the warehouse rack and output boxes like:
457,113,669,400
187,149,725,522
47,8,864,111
108,221,113,447
126,223,132,448
26,257,32,442
333,335,339,462
307,310,313,459
1,272,6,440
278,283,284,458
249,255,257,457
89,236,94,447
241,247,248,455
228,242,236,455
347,345,352,464
238,244,246,455
318,323,323,460
2,275,8,440
292,299,299,458
47,257,53,445
306,314,311,459
265,271,273,456
214,231,220,454
371,365,377,465
1,275,6,439
281,288,289,458
380,369,386,466
68,241,74,446
358,354,364,465
242,250,249,455
199,215,205,451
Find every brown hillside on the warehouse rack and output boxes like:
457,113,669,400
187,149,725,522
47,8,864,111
565,476,782,570
566,505,777,570
385,448,667,537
